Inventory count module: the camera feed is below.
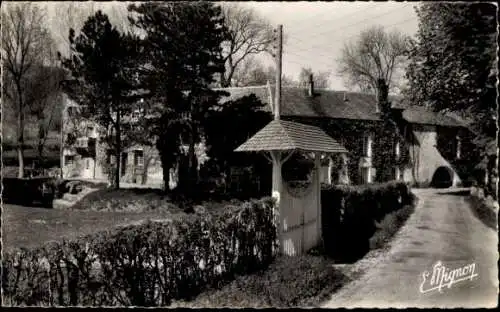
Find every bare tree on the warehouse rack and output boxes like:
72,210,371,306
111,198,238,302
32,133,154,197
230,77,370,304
220,3,275,87
298,67,331,89
337,25,410,94
2,2,54,177
53,2,97,57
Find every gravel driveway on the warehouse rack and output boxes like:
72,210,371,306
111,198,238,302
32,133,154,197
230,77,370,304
322,188,498,308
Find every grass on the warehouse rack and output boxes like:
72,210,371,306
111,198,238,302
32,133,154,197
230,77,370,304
2,203,177,253
2,187,246,253
170,255,349,308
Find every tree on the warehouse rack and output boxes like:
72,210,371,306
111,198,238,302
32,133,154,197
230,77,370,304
53,2,96,57
405,2,497,191
298,67,331,89
26,65,66,161
60,11,142,189
1,2,54,177
202,94,271,187
337,25,410,93
231,58,297,87
219,3,274,87
129,2,229,195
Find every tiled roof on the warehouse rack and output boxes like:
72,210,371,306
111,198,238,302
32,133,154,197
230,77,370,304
235,119,348,153
218,85,466,127
402,106,467,127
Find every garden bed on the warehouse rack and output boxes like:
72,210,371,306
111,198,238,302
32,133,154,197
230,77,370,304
169,255,349,308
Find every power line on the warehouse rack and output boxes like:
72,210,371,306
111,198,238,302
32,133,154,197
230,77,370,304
287,3,413,43
285,15,418,55
286,2,383,33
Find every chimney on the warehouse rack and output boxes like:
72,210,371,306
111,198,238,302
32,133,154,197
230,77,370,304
343,92,349,102
308,73,314,97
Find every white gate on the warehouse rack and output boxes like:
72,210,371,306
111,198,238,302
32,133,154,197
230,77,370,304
279,167,320,256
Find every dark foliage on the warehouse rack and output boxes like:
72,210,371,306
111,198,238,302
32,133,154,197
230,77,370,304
60,10,143,189
405,2,497,160
467,189,498,231
128,2,229,195
2,177,57,207
321,181,414,262
2,197,277,306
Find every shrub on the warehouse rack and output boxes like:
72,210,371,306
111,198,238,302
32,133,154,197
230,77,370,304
171,255,349,308
321,181,413,262
467,188,497,230
2,197,278,307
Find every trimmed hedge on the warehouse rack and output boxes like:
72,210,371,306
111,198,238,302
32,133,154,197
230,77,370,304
2,197,277,307
321,181,413,262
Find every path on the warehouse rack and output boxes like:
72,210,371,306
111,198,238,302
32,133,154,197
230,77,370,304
322,188,498,308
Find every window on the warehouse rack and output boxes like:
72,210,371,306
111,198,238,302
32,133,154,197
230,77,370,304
65,155,75,165
362,134,372,157
456,136,461,159
86,158,90,170
134,150,144,166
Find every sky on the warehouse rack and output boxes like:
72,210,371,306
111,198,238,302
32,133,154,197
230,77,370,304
40,1,419,91
241,1,419,90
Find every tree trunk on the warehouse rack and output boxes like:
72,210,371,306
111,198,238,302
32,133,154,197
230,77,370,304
141,156,152,185
17,104,25,178
114,111,121,189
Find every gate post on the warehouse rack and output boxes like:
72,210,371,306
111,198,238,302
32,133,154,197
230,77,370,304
270,150,283,254
315,152,323,249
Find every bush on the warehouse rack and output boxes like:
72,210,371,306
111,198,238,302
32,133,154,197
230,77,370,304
321,181,413,262
467,188,497,230
171,255,348,308
2,197,277,307
2,177,57,207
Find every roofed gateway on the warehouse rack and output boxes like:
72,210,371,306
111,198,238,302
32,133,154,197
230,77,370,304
235,74,349,257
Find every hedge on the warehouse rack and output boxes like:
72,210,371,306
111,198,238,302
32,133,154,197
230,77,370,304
2,197,277,307
321,181,413,262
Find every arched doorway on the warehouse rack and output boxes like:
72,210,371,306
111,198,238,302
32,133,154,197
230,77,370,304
431,166,454,188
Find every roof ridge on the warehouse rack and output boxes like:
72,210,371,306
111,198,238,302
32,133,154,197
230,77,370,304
274,119,296,149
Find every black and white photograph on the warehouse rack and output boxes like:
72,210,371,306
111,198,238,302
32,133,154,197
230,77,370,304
1,0,498,308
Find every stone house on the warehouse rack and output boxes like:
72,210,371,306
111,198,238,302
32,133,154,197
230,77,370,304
61,95,164,185
62,77,470,188
216,78,469,187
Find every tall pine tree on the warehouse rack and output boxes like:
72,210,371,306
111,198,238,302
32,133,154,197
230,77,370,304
60,11,142,188
129,2,229,195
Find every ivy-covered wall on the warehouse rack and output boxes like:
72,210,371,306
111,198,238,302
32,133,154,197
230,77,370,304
282,115,409,185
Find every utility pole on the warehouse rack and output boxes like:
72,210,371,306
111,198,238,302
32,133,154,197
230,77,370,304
274,24,283,120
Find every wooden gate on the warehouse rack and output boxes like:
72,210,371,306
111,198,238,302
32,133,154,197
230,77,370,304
279,169,320,256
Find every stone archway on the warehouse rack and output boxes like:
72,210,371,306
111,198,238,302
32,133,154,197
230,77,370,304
431,166,454,188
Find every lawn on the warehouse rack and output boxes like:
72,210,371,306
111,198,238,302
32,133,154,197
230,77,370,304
2,203,179,253
2,187,243,253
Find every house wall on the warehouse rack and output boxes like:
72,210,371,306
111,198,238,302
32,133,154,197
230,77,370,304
403,124,461,187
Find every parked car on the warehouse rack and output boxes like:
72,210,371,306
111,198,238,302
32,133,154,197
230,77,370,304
2,176,57,207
